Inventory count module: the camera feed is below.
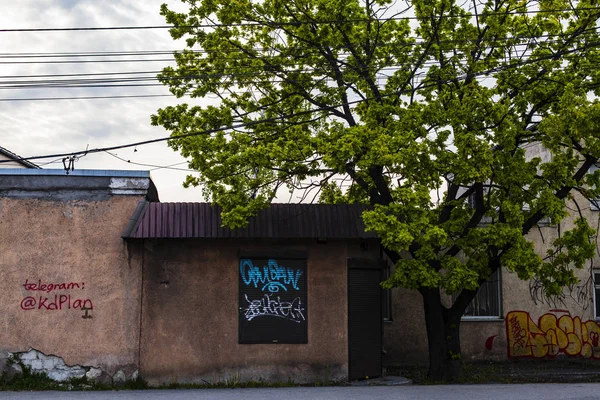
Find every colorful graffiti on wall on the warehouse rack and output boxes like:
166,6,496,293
506,310,600,358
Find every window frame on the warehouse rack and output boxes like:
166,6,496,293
590,164,600,211
594,271,600,320
455,268,503,321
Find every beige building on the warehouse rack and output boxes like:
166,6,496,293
0,146,39,169
384,188,600,365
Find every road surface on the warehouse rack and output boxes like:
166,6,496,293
3,383,600,399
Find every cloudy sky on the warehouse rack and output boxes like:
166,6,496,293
0,1,207,201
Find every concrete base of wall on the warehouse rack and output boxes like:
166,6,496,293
143,363,347,386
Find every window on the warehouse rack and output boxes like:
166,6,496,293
467,192,494,225
454,269,502,319
590,165,600,211
594,272,600,319
239,257,307,344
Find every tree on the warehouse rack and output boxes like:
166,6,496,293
153,0,600,380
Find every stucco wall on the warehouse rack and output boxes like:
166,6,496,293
139,238,378,385
0,196,144,378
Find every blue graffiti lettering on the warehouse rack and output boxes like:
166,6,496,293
240,259,303,292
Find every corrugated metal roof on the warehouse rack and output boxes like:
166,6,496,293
123,202,377,239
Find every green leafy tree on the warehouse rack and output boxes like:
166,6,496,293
153,0,600,380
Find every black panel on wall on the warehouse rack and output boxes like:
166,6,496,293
239,258,308,344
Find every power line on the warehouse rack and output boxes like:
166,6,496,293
0,94,172,102
0,58,175,65
104,151,195,172
0,26,173,32
0,44,596,91
1,38,597,162
0,27,594,76
1,28,597,58
0,7,598,32
36,157,65,166
0,36,596,98
0,70,162,79
0,27,597,64
2,63,598,91
0,84,165,89
0,51,179,58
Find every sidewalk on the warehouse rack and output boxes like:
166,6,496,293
4,383,600,400
386,359,600,384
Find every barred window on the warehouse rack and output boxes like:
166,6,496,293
590,165,600,211
594,272,600,319
454,269,502,318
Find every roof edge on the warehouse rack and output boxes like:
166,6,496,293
122,200,149,239
0,168,150,177
0,147,40,169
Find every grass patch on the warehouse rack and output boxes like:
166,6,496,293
155,376,298,389
0,369,299,391
0,369,146,392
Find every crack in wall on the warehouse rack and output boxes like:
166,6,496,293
7,348,137,384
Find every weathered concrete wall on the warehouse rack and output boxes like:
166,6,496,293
0,195,145,380
496,194,600,361
383,288,427,365
383,287,507,365
139,238,378,385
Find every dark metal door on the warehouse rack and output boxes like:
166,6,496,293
348,258,382,380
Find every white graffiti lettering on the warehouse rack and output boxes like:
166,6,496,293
242,294,305,323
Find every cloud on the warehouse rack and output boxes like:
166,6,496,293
0,0,203,201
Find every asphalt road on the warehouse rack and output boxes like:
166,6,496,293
3,384,600,400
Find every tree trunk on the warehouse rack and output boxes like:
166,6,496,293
420,287,464,382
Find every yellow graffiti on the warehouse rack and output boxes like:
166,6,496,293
506,311,600,358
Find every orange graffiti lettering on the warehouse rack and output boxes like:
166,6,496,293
506,311,600,359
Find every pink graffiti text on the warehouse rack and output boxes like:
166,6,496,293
20,295,93,311
22,279,85,293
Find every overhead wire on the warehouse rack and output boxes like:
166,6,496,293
0,70,162,79
0,30,598,92
0,24,592,99
0,37,597,98
0,6,598,32
103,150,195,172
0,57,593,99
0,27,598,58
0,25,593,73
0,94,172,101
1,36,598,163
0,58,176,65
0,58,594,96
0,26,597,67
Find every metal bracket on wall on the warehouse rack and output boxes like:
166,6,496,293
81,307,93,319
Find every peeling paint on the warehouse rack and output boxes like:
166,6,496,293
7,348,127,384
109,178,149,196
10,348,86,381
